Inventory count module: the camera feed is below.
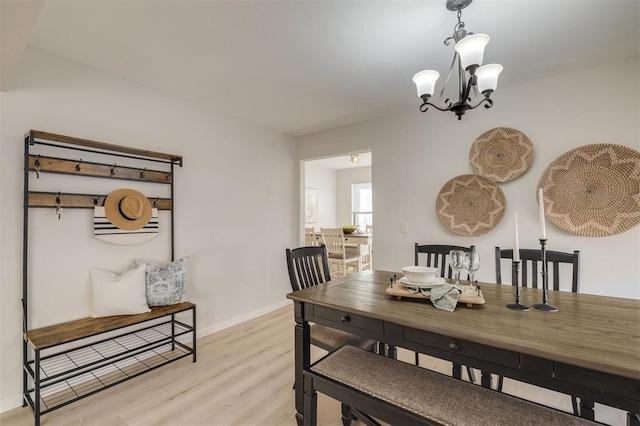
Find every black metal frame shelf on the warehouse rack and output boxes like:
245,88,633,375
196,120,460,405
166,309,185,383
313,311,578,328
24,308,195,418
21,130,194,426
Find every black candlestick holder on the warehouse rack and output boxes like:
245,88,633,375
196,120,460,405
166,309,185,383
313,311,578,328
534,239,558,312
506,260,530,311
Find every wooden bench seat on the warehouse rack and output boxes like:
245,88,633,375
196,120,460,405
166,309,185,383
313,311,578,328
306,345,597,426
26,302,195,349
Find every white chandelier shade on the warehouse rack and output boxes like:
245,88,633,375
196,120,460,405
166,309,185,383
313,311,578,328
411,0,503,120
412,70,440,98
454,33,490,71
476,64,503,94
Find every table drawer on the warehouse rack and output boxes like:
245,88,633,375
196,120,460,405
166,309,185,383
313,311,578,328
312,305,384,334
404,328,520,369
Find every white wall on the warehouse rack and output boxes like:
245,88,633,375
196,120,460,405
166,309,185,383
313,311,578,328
299,58,640,298
304,162,336,231
0,47,297,410
336,166,371,226
297,58,639,424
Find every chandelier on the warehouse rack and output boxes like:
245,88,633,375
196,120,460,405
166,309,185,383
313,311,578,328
412,0,503,120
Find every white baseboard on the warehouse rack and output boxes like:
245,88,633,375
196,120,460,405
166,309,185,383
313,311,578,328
197,299,292,337
0,394,24,415
0,299,292,415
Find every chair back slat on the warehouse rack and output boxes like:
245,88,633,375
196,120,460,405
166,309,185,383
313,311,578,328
414,244,475,279
321,228,347,258
286,244,331,291
494,246,580,293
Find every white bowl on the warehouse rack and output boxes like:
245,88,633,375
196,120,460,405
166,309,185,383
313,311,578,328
401,266,438,284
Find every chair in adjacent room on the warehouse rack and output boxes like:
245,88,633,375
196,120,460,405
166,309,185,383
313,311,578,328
362,225,373,270
494,246,581,414
321,227,362,277
304,227,318,246
413,243,476,383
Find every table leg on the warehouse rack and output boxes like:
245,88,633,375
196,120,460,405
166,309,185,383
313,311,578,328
303,376,317,426
579,399,595,421
452,363,462,380
294,302,310,426
481,371,492,388
385,344,397,359
628,412,640,426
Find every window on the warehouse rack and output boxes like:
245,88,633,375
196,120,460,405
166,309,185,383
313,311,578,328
351,182,372,231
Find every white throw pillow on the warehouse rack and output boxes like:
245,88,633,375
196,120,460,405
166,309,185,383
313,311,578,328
90,264,151,318
133,257,189,306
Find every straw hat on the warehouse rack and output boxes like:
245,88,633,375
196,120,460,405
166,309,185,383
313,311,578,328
104,188,153,231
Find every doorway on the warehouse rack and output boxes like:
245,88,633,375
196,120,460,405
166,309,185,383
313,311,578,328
302,151,373,272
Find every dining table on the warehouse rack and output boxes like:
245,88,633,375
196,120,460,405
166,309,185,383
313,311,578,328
286,270,640,426
311,232,372,249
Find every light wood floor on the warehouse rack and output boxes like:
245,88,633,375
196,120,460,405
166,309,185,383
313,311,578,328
2,305,359,426
1,305,627,425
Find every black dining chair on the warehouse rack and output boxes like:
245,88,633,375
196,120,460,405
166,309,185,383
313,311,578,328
286,244,378,425
286,244,377,352
494,246,581,414
413,243,476,383
495,247,579,292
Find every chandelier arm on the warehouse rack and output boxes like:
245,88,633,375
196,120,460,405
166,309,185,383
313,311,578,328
459,63,467,103
436,52,458,107
460,71,476,104
467,97,494,110
420,100,455,113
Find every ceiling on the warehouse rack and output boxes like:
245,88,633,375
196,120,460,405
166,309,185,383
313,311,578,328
2,0,639,136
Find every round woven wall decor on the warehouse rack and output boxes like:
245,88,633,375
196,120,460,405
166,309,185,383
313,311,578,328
469,127,534,182
537,143,640,237
436,174,506,237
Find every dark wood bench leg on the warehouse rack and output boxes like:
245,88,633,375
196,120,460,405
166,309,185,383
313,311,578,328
628,412,640,426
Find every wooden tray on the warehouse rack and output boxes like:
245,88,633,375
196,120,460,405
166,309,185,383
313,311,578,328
385,281,485,307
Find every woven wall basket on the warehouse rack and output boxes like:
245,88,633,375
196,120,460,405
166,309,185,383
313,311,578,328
469,127,534,182
436,174,506,237
537,143,640,237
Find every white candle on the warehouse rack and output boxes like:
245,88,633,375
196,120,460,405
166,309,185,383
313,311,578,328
538,188,547,240
513,212,520,262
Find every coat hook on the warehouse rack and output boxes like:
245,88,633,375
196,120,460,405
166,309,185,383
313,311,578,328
166,172,172,182
140,168,146,179
34,155,41,179
111,163,117,176
153,196,159,208
93,196,101,206
55,192,63,220
75,159,82,172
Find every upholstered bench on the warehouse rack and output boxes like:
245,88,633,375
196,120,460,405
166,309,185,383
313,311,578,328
305,345,597,426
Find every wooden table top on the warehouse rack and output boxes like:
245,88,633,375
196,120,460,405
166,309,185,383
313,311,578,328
287,270,640,381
